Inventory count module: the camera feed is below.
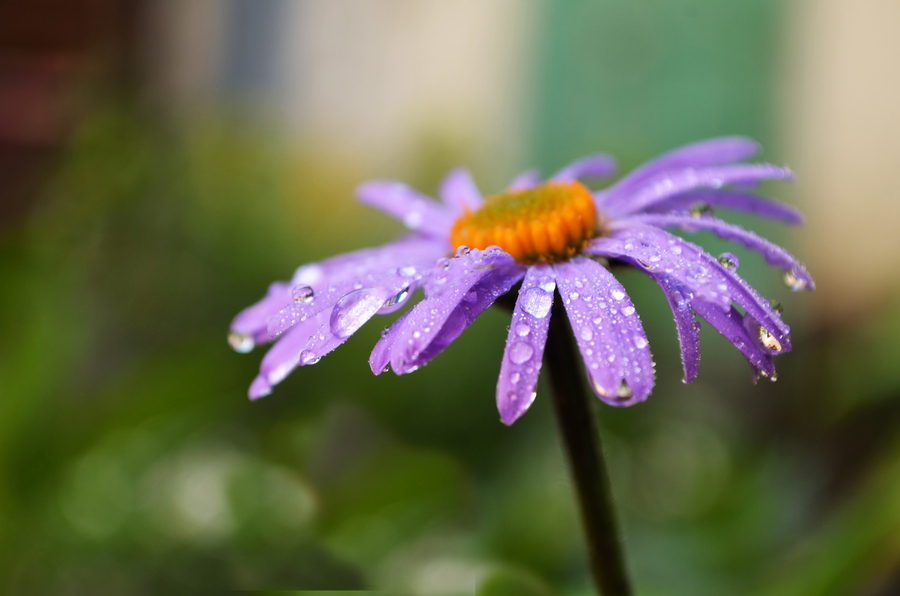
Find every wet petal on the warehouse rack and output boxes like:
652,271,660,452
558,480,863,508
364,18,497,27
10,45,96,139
643,189,805,225
507,169,541,191
496,264,555,425
389,248,524,374
356,180,455,237
608,163,793,218
605,136,760,206
554,256,654,407
691,299,776,379
439,167,482,213
258,312,329,389
550,153,617,182
230,281,292,347
267,237,446,337
617,214,815,290
590,225,791,352
369,311,410,375
653,275,701,384
248,376,272,400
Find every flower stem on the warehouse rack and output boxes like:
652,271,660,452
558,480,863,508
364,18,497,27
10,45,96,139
545,299,632,596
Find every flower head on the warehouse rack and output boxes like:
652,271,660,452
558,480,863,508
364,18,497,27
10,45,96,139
229,137,813,425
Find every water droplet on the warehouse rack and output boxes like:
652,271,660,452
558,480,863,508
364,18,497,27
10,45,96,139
718,252,739,271
509,372,520,385
539,279,556,292
520,288,552,318
622,306,635,316
228,332,255,353
689,202,714,217
455,246,471,257
757,325,783,352
292,285,314,303
379,285,411,314
616,380,633,400
574,279,584,289
300,350,319,365
634,336,648,349
515,323,530,337
509,342,534,364
331,288,385,339
783,268,808,291
569,291,579,300
580,327,593,341
769,299,784,315
611,289,625,301
399,265,417,277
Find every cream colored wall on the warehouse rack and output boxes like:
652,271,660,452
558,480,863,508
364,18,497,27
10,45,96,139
783,0,900,319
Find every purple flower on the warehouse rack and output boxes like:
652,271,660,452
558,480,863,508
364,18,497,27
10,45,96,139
229,137,813,425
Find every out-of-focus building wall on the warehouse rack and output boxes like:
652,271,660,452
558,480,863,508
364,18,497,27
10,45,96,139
784,0,900,319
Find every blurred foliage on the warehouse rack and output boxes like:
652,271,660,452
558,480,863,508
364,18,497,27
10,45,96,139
1,1,899,594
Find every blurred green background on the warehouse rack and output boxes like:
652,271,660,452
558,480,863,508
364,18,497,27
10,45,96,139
2,1,899,594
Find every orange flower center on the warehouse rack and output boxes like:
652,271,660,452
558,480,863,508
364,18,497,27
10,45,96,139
449,180,598,262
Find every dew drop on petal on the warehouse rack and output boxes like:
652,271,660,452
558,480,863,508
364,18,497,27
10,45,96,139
611,289,625,301
520,287,552,318
509,342,534,364
622,306,636,316
300,350,320,365
510,372,520,385
718,252,739,271
515,323,530,337
228,332,255,353
292,285,315,303
331,288,384,339
580,327,593,341
757,325,783,352
634,335,648,349
689,202,714,217
379,285,411,314
569,292,579,300
769,298,784,315
539,278,556,293
616,380,633,400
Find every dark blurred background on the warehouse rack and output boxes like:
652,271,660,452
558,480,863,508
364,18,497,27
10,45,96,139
2,1,899,595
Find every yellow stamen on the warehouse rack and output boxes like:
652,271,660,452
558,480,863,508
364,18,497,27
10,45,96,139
450,180,598,262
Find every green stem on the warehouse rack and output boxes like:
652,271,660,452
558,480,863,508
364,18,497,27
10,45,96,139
544,299,632,596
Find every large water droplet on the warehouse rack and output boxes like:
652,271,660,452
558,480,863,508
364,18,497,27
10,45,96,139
611,289,625,301
509,342,534,364
718,252,739,271
520,288,552,318
515,323,530,337
689,202,714,217
757,325,783,352
228,332,255,353
616,380,633,400
580,327,593,341
292,285,314,304
331,288,385,339
539,278,556,292
300,350,320,365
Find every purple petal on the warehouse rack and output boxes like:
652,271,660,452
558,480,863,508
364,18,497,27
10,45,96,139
267,237,447,337
643,190,805,225
369,311,410,375
691,299,775,379
258,312,330,388
508,169,541,191
604,136,760,206
652,275,701,384
550,153,617,182
617,214,815,291
248,375,272,400
439,167,482,213
606,163,794,219
356,180,455,238
388,248,525,374
607,163,794,218
589,225,791,352
554,256,654,407
230,281,292,347
496,264,556,425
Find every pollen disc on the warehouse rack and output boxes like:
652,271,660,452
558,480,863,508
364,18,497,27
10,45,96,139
449,180,598,262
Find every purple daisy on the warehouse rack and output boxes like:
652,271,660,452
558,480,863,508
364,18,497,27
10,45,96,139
229,136,813,425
